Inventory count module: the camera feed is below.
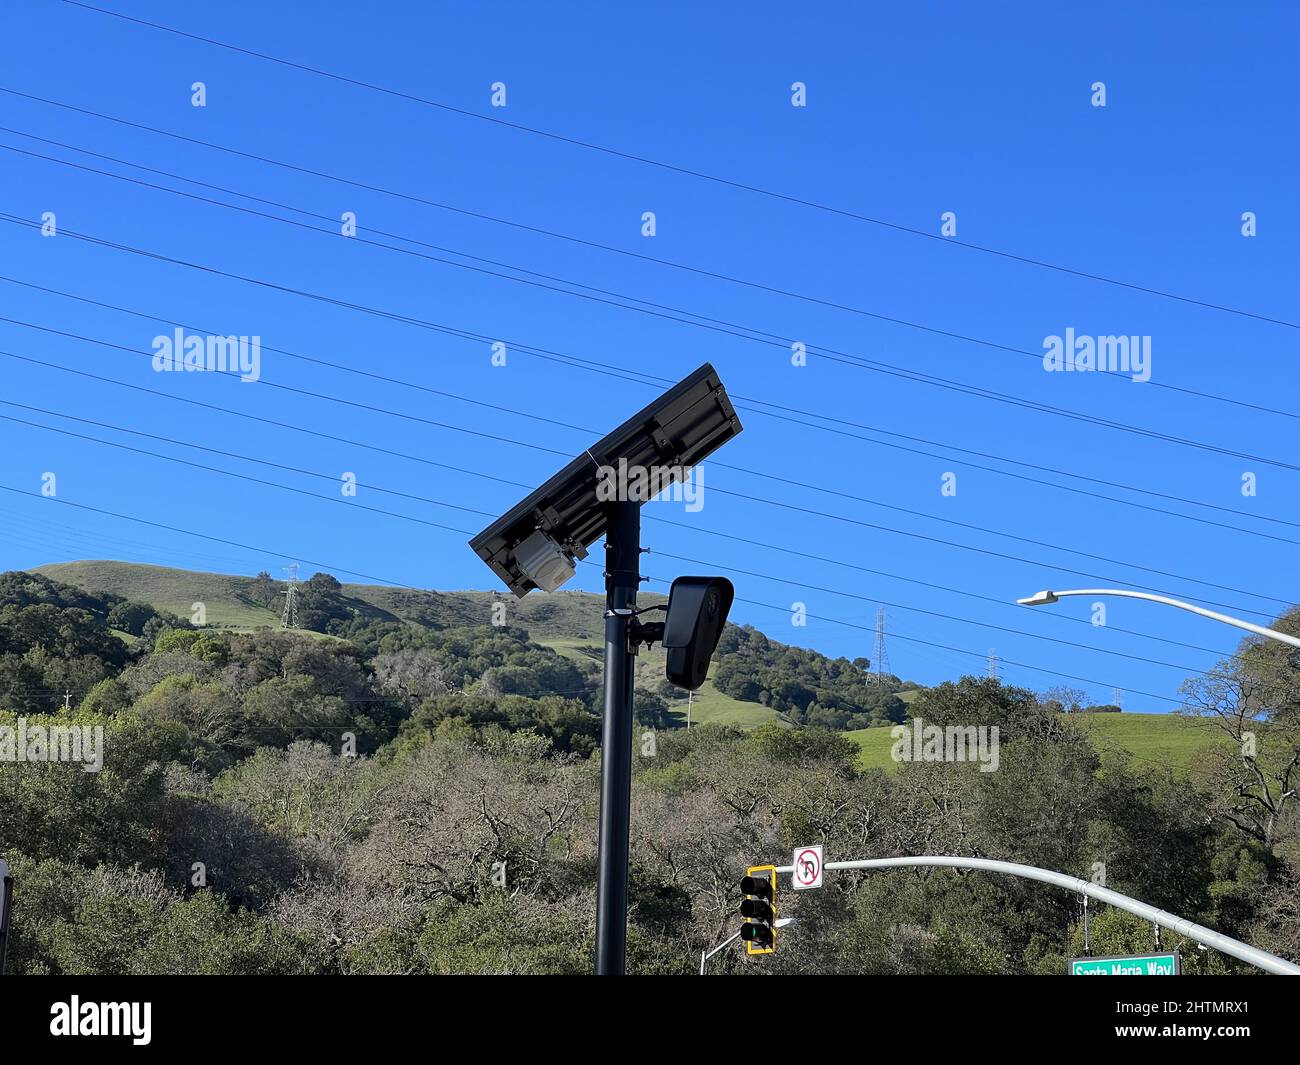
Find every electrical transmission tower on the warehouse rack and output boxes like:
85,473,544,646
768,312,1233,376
1113,686,1123,710
280,562,299,629
873,606,891,686
987,648,999,681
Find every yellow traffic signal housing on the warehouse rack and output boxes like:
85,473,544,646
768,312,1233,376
740,864,777,955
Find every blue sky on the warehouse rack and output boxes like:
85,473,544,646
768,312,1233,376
1,0,1297,710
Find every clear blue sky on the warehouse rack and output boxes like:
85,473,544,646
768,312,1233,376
2,0,1297,711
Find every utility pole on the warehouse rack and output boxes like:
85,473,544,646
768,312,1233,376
280,561,299,629
595,501,640,976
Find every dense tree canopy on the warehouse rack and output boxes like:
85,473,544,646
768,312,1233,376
1,570,1297,974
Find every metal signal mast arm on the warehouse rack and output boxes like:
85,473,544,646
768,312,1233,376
771,855,1300,975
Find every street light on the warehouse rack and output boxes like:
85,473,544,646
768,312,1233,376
1017,587,1300,650
700,918,795,975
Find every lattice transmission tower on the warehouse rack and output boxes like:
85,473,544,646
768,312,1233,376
873,606,891,686
280,562,299,629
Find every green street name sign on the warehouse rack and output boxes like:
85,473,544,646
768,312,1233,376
1069,952,1180,975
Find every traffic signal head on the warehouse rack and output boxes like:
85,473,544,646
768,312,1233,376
740,864,777,956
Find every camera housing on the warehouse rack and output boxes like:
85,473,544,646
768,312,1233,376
662,576,735,690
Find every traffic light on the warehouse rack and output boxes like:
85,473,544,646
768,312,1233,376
739,864,777,955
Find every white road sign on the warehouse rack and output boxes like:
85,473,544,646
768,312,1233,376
792,845,824,890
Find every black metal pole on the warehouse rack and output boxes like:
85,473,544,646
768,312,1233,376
595,500,640,975
0,874,12,975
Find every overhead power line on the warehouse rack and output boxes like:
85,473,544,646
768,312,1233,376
0,397,1224,676
4,274,1296,547
0,337,1239,663
5,150,1298,474
0,484,403,586
2,309,1281,616
641,580,1183,707
1,117,1294,426
0,328,1287,618
6,208,1300,489
47,1,1300,333
0,470,1202,702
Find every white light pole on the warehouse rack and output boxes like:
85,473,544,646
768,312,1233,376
1017,588,1300,650
699,917,794,974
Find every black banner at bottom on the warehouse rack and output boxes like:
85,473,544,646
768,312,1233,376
0,974,1291,1051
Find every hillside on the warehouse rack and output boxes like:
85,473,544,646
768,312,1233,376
847,712,1232,774
34,560,776,729
34,561,1230,760
8,560,1297,978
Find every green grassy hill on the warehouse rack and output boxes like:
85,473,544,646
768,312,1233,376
847,711,1231,774
38,562,1231,751
35,560,778,730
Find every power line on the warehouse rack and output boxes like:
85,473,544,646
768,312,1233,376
47,2,1300,334
2,118,1295,426
10,202,1300,526
641,581,1184,706
646,544,1209,675
0,364,1244,660
0,485,405,586
7,273,1298,547
0,481,1198,703
6,154,1298,475
8,314,1287,619
0,406,486,536
0,329,1286,618
719,395,1300,536
0,400,1233,674
0,401,497,521
647,513,1238,659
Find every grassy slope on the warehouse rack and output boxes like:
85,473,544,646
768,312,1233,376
38,560,281,629
36,560,779,728
534,635,779,729
38,562,1230,756
847,712,1229,774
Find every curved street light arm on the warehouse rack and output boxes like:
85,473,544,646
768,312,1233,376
1018,587,1300,650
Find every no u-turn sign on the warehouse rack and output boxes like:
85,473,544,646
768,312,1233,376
792,845,824,890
